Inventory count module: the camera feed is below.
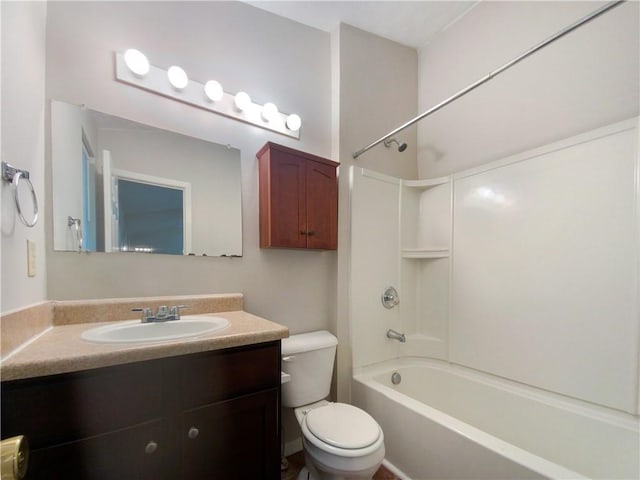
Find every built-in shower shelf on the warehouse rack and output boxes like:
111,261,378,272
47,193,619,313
402,176,450,189
401,248,449,259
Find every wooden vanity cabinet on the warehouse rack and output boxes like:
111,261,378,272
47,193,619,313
257,142,338,250
1,341,281,480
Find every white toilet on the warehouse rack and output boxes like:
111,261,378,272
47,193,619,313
281,330,385,480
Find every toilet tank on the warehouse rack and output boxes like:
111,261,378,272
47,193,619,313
281,331,338,408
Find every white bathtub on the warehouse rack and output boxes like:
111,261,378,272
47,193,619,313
352,359,639,479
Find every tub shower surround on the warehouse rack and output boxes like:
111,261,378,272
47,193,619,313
349,119,640,479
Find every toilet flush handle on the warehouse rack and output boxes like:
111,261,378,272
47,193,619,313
282,355,296,362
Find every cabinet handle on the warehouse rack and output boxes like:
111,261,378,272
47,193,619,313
188,427,199,440
300,230,307,235
307,230,315,236
145,441,158,454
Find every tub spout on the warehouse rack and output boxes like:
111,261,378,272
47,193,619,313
386,329,406,343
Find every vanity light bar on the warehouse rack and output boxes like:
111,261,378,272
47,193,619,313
115,51,301,139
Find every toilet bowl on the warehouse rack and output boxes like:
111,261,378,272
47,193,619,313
295,401,385,480
281,331,385,480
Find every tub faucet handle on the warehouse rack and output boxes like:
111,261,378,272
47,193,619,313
381,286,400,309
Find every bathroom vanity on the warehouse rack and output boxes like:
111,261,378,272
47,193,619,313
0,296,287,480
2,342,280,479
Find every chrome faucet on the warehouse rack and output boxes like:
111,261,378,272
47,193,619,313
132,305,188,323
386,329,406,343
156,305,170,320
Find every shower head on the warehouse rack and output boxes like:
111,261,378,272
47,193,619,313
384,138,408,153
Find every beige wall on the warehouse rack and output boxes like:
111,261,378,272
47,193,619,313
1,1,48,313
417,1,640,177
44,1,336,333
334,24,418,402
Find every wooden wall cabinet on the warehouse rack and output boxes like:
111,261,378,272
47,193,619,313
257,142,338,250
1,341,281,480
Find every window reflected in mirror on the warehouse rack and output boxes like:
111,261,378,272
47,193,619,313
118,179,184,255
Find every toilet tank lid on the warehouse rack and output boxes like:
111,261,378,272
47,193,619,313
282,330,337,355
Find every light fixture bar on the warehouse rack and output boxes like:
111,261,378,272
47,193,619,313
115,52,300,139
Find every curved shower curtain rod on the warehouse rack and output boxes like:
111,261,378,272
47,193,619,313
352,0,626,160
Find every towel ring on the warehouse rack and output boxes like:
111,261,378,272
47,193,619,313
2,162,39,228
68,216,83,252
12,171,38,227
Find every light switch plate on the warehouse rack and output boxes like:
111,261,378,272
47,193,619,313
27,240,36,277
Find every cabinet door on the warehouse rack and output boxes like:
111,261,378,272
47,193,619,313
266,152,307,248
258,142,338,250
26,419,168,480
306,161,338,249
180,389,279,480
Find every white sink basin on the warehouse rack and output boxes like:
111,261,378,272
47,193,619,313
81,315,230,344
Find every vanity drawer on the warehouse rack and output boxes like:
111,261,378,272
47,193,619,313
178,341,280,408
1,359,168,449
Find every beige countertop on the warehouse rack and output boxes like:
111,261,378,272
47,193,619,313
1,310,288,381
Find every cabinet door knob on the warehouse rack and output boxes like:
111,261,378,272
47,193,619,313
145,441,158,454
188,427,199,439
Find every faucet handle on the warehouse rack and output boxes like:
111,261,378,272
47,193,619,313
381,286,400,309
169,305,189,320
132,307,153,322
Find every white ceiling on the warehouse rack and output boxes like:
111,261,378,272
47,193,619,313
245,1,478,50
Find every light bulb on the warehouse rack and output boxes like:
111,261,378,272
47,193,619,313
261,102,279,122
234,91,251,111
124,49,149,77
286,114,302,132
204,80,224,102
167,66,188,90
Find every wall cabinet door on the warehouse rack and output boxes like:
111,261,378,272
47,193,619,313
258,142,338,250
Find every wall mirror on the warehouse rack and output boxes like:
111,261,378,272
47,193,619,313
51,100,242,257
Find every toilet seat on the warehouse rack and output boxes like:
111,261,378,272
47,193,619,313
306,403,380,449
301,402,384,458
